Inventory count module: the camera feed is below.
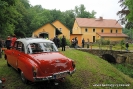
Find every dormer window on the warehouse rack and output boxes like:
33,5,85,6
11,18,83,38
93,28,95,32
101,29,104,33
59,28,62,32
85,28,88,32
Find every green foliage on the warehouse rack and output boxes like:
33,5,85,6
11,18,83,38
125,0,133,22
120,40,126,50
123,28,133,39
66,39,71,46
96,38,110,45
118,0,133,28
74,4,96,18
0,0,19,37
114,63,133,78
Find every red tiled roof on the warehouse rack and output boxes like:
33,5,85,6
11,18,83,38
76,18,122,28
97,33,128,37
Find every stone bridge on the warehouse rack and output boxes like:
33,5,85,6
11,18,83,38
77,48,133,64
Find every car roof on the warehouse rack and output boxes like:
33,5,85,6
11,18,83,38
17,38,54,45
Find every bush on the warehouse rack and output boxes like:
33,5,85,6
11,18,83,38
96,38,110,45
59,37,71,47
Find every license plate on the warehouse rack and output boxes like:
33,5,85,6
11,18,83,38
54,72,68,79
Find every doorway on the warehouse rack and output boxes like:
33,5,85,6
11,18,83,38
93,36,95,42
39,33,48,38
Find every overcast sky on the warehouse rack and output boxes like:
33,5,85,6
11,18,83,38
29,0,121,20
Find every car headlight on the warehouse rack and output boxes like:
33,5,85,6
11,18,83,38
32,66,38,77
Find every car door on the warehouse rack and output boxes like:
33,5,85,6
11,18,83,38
12,41,23,69
7,41,18,67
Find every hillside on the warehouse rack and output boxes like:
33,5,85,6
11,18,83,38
61,49,133,89
0,49,133,89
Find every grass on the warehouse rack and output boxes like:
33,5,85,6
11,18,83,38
0,49,133,89
113,63,133,78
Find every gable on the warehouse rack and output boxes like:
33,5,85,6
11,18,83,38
32,23,62,38
33,23,55,33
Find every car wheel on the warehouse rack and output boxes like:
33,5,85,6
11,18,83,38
7,61,11,67
20,71,28,84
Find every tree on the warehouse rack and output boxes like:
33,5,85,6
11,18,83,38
0,0,19,38
74,4,96,18
14,0,29,37
63,10,75,33
117,0,133,29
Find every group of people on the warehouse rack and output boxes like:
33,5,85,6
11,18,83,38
2,34,17,50
0,34,17,58
71,37,78,48
5,34,17,49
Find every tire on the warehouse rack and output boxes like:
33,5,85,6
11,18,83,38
20,71,28,84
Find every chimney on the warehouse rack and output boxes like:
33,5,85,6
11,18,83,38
95,16,103,21
99,17,103,20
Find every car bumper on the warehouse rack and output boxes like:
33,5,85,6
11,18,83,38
33,69,76,82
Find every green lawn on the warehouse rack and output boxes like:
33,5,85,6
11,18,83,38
0,49,133,89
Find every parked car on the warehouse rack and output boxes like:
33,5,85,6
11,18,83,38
4,38,75,84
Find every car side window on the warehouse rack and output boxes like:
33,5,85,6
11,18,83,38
16,42,25,52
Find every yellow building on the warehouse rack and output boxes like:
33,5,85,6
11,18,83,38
72,17,128,46
32,20,70,40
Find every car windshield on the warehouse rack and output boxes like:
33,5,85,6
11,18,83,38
27,42,58,54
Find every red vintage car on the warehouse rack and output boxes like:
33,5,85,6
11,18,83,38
4,38,75,84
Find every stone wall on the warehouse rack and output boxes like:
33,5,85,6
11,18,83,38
77,48,133,64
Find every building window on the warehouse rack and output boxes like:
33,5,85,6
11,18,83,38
116,30,118,33
111,29,112,33
59,28,62,32
93,28,95,32
101,29,104,33
85,28,88,32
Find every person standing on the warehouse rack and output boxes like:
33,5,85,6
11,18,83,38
61,35,66,51
11,34,17,47
5,36,11,49
74,37,78,48
53,36,60,48
125,42,129,51
82,38,85,48
71,38,75,48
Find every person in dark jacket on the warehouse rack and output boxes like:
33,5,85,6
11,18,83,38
74,37,78,48
82,38,85,48
61,35,66,51
125,42,129,51
5,36,11,49
53,36,60,48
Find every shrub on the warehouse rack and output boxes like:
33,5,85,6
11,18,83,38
96,38,110,45
59,37,71,47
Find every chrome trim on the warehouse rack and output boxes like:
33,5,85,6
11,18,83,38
33,69,76,82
